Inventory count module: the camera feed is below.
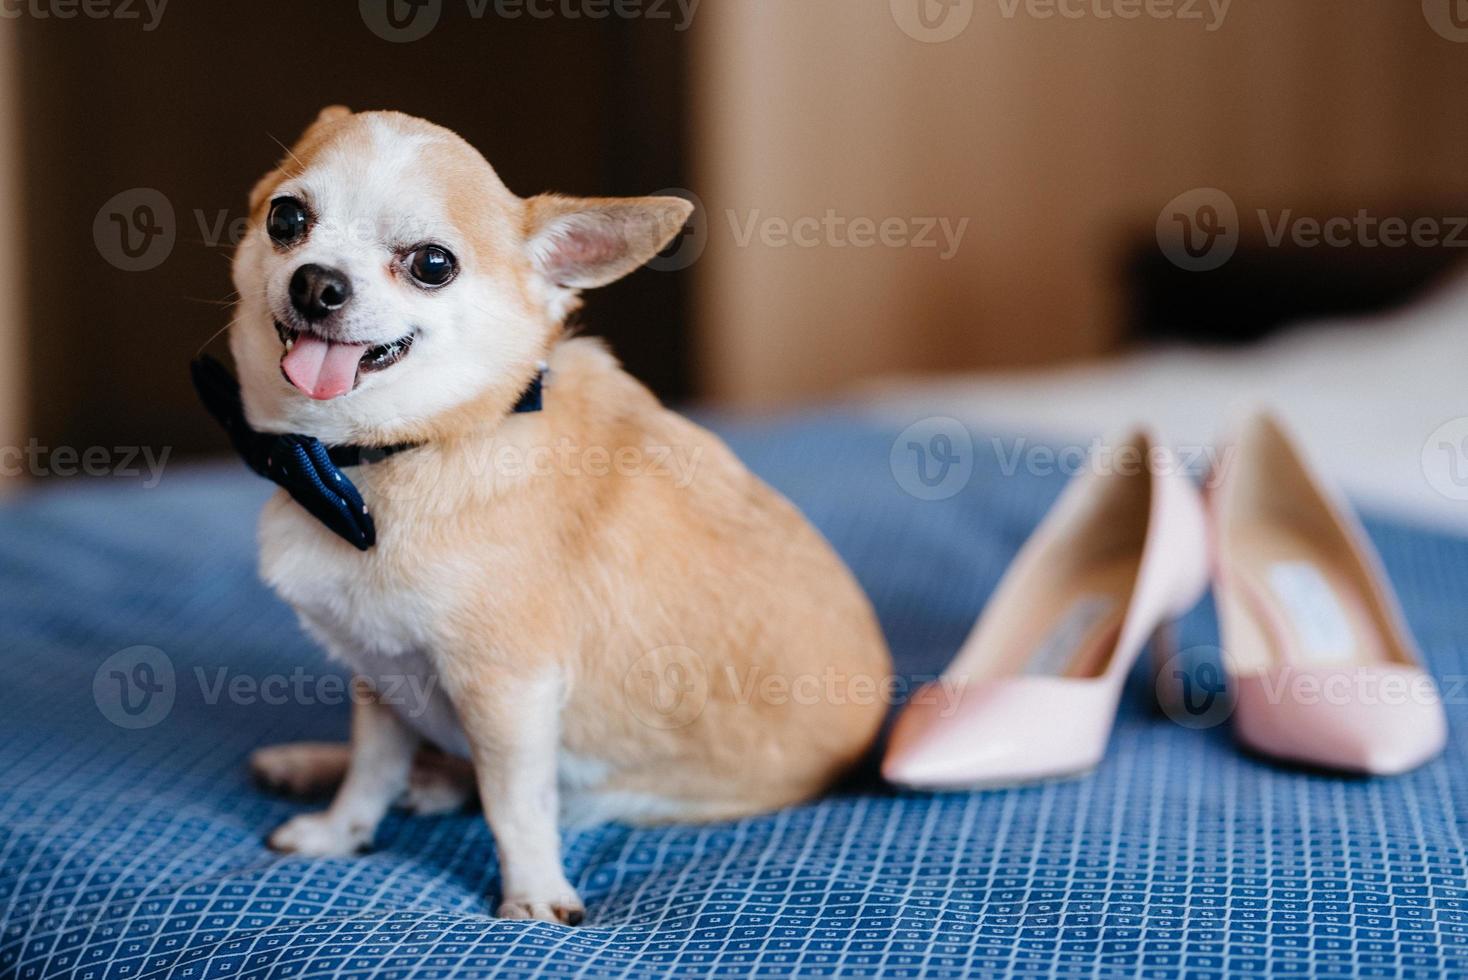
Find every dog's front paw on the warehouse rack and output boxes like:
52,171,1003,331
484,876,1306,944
498,890,585,926
268,812,372,857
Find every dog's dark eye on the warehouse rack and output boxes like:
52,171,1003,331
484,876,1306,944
267,197,310,245
407,245,456,287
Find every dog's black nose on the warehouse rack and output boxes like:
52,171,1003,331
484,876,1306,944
289,264,352,321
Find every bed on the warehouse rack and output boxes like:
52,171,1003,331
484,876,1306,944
2,412,1466,978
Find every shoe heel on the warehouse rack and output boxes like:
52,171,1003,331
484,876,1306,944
1150,623,1236,729
1149,620,1182,715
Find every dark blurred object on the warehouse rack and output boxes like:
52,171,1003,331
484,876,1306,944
1127,224,1468,346
20,2,690,460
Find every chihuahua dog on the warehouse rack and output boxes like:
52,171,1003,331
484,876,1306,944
234,108,891,924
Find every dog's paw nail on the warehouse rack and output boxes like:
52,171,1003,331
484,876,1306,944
497,901,529,920
498,896,585,925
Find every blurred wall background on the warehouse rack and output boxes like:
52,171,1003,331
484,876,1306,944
3,0,1467,469
691,0,1468,406
0,21,22,458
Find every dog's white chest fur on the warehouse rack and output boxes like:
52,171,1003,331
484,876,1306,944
258,490,434,648
257,491,465,743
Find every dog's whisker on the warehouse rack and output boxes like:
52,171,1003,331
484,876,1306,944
463,300,522,329
267,131,307,175
195,316,241,356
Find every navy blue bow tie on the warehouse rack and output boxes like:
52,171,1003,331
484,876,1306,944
190,355,544,551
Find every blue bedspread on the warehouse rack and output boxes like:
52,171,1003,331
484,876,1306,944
2,413,1466,978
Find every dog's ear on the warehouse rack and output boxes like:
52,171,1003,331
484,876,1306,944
309,105,353,130
289,105,353,155
525,195,694,291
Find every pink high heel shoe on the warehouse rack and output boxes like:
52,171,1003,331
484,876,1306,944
882,430,1210,789
1211,412,1446,775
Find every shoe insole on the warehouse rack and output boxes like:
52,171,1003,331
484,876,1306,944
1023,595,1119,677
1230,526,1387,671
1001,559,1135,680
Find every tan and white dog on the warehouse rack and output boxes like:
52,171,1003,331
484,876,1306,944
233,108,891,924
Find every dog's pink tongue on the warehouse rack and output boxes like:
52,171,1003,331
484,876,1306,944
281,334,369,400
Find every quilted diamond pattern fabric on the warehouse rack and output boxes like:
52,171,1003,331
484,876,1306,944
2,414,1465,978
